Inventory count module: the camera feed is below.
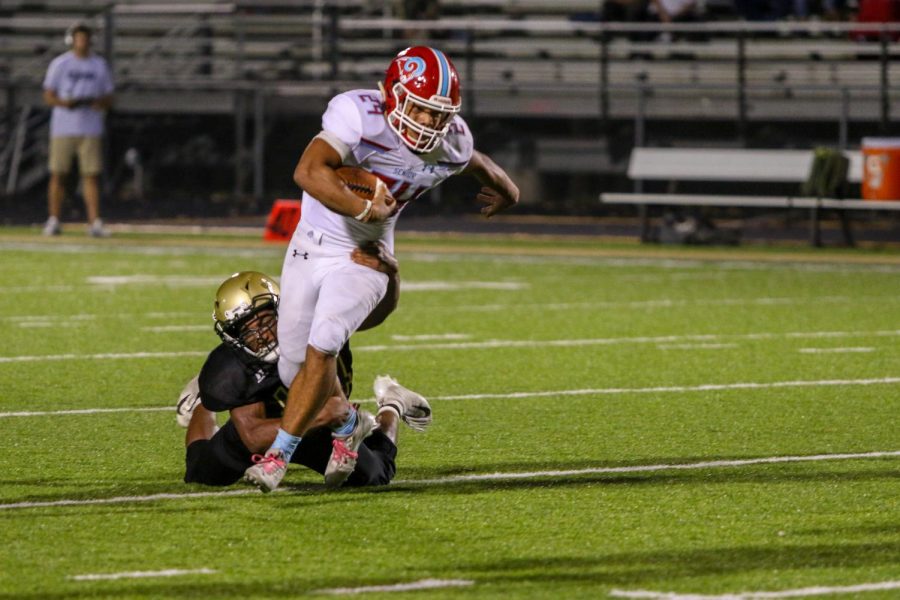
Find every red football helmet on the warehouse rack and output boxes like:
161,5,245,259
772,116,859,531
380,46,461,153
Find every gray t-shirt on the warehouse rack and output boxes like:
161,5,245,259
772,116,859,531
43,51,114,138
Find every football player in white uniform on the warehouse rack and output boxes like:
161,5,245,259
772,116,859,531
245,46,519,493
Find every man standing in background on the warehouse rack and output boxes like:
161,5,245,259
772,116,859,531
42,22,115,237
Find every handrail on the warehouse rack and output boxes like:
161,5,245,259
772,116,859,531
337,18,900,34
111,3,236,15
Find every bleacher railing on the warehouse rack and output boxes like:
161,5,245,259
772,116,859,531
4,8,900,199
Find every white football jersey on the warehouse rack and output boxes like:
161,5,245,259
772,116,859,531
298,89,474,251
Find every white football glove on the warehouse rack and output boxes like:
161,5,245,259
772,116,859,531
175,375,202,428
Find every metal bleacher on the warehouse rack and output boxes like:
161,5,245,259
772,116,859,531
2,0,900,203
2,2,899,120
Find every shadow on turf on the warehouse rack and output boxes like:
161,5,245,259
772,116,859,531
3,540,898,599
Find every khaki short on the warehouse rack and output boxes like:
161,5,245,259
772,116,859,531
48,136,102,176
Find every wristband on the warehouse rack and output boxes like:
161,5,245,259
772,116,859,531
354,199,373,222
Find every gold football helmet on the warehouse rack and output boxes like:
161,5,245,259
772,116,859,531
213,271,280,363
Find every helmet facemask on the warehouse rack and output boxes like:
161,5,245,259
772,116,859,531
213,272,280,364
216,304,279,364
384,81,460,153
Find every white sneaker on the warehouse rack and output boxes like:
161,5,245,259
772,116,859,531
373,375,432,432
175,375,201,428
89,219,110,238
42,216,61,236
244,448,287,493
324,409,376,488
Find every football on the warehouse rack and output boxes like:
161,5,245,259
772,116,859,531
336,166,378,200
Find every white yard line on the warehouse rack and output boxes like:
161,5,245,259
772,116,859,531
402,251,900,273
657,343,738,350
87,275,226,287
3,296,895,322
428,377,900,401
0,451,897,511
401,281,527,291
2,377,899,418
0,489,254,510
311,578,474,595
0,351,207,364
3,311,197,322
86,275,525,292
4,240,900,271
444,295,885,313
0,407,169,418
0,297,862,320
609,580,900,599
142,325,211,333
408,451,900,485
798,347,875,354
69,568,217,581
391,333,471,341
354,330,900,352
17,322,85,329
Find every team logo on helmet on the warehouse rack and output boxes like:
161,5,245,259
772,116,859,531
399,57,426,84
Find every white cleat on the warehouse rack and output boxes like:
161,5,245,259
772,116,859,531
373,375,432,432
324,409,376,489
89,219,110,238
42,216,61,236
175,375,202,428
244,448,287,493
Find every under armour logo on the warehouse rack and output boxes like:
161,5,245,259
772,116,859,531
293,249,308,259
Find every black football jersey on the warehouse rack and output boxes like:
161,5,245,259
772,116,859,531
198,343,354,417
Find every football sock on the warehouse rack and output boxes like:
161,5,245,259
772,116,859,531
377,402,402,420
332,406,358,437
272,428,302,462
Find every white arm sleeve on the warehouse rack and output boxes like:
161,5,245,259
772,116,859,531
315,131,352,162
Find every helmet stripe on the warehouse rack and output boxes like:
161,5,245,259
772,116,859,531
431,48,450,97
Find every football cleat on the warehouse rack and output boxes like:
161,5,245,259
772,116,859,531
175,375,202,428
373,375,432,432
42,216,61,236
324,410,376,488
89,218,110,238
244,448,287,493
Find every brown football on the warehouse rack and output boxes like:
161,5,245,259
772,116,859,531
336,166,378,200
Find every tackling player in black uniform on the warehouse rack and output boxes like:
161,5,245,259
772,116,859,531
177,245,432,488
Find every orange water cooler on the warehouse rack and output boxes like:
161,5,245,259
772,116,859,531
861,138,900,201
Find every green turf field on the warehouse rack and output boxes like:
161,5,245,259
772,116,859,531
0,229,898,599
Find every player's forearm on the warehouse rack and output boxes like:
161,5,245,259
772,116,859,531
230,403,279,453
467,151,520,204
294,160,369,219
43,90,70,108
92,94,114,110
